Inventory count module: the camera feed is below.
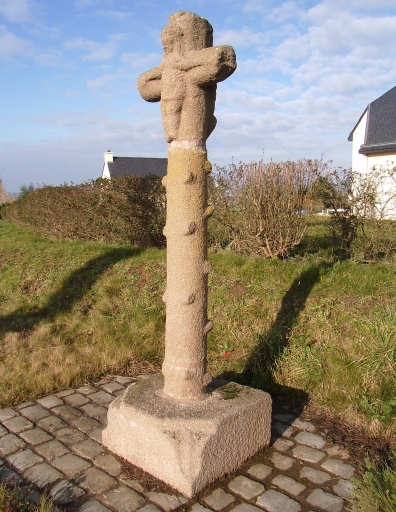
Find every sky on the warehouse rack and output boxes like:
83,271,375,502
1,0,396,193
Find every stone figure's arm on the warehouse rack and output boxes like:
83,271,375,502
182,46,236,87
137,66,162,102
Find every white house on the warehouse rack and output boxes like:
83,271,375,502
101,151,167,179
348,86,396,218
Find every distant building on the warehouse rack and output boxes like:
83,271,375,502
348,86,396,218
101,151,167,179
0,180,15,204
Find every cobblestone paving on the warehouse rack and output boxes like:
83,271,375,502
0,375,357,511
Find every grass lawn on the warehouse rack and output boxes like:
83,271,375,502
1,218,396,510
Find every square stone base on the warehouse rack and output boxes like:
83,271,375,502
102,374,272,497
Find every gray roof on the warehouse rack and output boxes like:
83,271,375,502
107,157,167,178
348,85,396,154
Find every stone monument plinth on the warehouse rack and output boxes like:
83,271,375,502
103,11,272,497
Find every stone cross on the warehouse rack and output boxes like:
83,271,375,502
138,11,236,402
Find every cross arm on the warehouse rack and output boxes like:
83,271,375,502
137,66,162,102
182,46,236,87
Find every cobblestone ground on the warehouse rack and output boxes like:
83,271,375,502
0,375,357,512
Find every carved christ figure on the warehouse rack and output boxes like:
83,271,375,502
138,11,236,146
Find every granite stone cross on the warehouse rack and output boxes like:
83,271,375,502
138,11,236,402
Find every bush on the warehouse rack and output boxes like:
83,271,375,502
1,175,166,248
314,165,396,260
209,159,321,258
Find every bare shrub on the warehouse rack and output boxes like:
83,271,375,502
209,159,321,258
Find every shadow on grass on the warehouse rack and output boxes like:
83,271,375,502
218,262,333,409
0,246,141,336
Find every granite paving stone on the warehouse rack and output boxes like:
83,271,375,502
72,416,102,434
0,433,26,456
75,466,117,494
139,503,162,512
49,479,86,504
64,393,91,407
0,408,18,422
75,385,98,395
56,389,75,398
145,491,188,511
270,452,296,470
19,405,51,421
228,475,265,500
36,415,68,433
294,432,326,449
191,504,212,512
271,474,306,497
6,449,43,471
247,463,273,480
52,453,92,478
256,489,301,512
89,427,103,444
80,403,108,419
78,499,112,511
23,462,63,488
100,381,125,393
0,425,7,437
2,415,33,433
72,439,104,459
230,504,262,512
292,419,316,432
306,488,344,512
299,466,332,484
325,444,350,460
321,458,355,478
88,390,114,406
292,445,326,464
202,488,235,511
19,428,53,445
333,478,357,499
94,454,122,476
115,376,134,385
52,404,83,422
37,395,64,409
113,388,127,396
0,466,24,485
101,485,146,512
271,438,294,452
54,426,86,446
35,439,69,461
281,425,296,438
273,413,295,423
16,401,35,410
119,475,144,493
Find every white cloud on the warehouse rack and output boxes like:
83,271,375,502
0,0,36,23
215,26,264,48
0,24,33,59
64,37,116,61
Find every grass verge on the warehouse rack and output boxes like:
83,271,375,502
1,219,396,505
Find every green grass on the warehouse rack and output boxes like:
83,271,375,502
351,459,396,512
1,218,396,505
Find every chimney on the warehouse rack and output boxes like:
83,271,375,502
104,150,114,163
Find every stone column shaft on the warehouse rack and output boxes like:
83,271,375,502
162,146,213,402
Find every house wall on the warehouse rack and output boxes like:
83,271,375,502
351,111,368,175
365,151,396,219
351,113,396,219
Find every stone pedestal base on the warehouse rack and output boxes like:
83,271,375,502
102,375,272,497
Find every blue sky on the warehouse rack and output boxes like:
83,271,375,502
1,0,396,192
